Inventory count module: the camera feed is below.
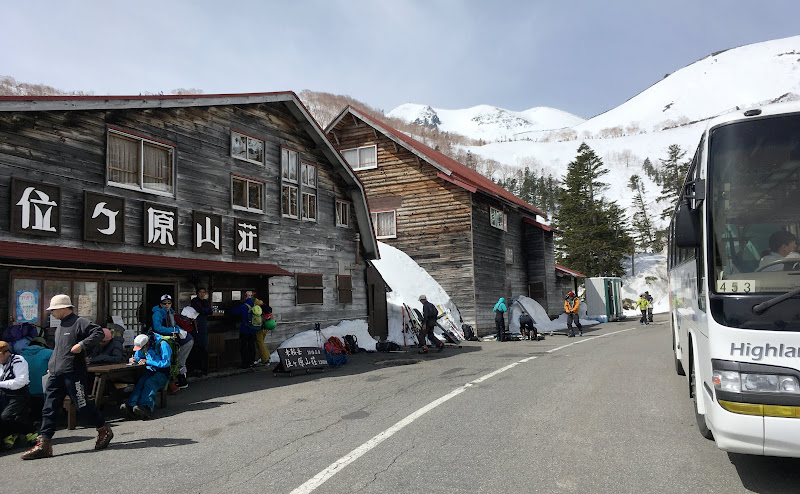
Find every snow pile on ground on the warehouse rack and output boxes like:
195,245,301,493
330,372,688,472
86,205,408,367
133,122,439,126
371,242,463,345
620,251,669,319
506,296,598,335
269,319,375,363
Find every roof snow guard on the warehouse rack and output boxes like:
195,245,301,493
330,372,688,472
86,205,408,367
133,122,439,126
326,106,546,219
0,92,379,261
555,264,586,278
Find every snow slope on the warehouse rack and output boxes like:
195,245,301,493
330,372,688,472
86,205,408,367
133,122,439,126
388,36,800,229
388,103,586,142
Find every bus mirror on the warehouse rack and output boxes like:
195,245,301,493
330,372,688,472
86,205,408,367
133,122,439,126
675,203,701,248
682,179,705,202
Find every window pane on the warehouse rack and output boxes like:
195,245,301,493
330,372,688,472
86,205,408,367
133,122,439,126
142,142,172,193
342,149,358,167
359,146,376,168
307,165,316,188
108,133,140,186
248,182,262,210
303,193,316,220
233,178,246,207
288,151,298,181
290,187,298,216
281,148,290,179
232,133,247,160
74,281,99,322
336,201,349,226
247,137,264,163
44,280,72,327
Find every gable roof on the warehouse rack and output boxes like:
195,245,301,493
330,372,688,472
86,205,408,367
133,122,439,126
0,92,379,260
326,106,546,219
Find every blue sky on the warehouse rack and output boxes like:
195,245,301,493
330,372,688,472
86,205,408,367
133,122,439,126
1,0,797,118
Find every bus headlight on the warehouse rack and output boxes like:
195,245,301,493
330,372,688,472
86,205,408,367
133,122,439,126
713,370,800,394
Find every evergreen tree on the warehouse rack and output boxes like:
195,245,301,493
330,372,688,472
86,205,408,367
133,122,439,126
627,175,658,252
656,144,690,220
553,143,631,276
642,157,659,182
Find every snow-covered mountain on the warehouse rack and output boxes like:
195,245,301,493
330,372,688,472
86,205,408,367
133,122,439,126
388,103,585,142
388,35,800,229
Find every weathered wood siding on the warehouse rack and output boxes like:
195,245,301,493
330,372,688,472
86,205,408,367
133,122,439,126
329,118,477,331
0,103,368,336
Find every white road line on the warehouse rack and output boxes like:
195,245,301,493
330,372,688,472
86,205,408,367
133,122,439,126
546,327,635,353
290,329,629,493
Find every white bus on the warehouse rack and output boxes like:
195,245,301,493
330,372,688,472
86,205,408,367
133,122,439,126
669,101,800,457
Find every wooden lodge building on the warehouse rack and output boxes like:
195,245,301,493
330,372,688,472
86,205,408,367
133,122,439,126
0,92,382,365
326,107,584,334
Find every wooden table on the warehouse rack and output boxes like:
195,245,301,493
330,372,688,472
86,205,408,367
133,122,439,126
63,363,167,429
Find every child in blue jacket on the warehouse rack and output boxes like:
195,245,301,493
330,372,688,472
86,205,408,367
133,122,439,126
119,333,171,420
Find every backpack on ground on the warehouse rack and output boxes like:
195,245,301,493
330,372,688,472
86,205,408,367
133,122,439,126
246,303,263,330
327,336,348,355
323,338,348,366
462,324,480,341
343,334,359,354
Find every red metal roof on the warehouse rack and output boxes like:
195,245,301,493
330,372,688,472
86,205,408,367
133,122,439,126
523,217,552,231
0,241,292,276
345,108,546,218
555,264,586,278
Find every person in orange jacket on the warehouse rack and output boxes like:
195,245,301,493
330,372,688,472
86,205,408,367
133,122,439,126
564,291,582,337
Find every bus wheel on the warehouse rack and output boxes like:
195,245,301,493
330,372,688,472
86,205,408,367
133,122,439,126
691,363,714,440
672,325,685,376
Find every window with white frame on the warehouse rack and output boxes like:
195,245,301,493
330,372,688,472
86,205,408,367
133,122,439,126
371,210,396,239
336,199,350,227
230,130,264,165
341,145,377,170
301,162,317,221
490,207,507,231
281,147,299,218
107,129,174,195
232,175,264,212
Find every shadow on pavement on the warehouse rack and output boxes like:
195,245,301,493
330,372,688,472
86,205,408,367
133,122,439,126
729,452,800,493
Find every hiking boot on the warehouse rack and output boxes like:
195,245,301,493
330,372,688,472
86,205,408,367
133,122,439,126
25,432,38,445
21,439,52,460
437,344,445,352
132,406,152,420
253,358,262,366
579,331,583,337
419,345,429,354
167,381,180,394
177,374,189,389
95,425,113,450
568,331,574,338
120,403,136,420
3,434,18,450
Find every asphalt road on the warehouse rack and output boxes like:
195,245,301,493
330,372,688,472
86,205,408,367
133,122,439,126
3,315,800,493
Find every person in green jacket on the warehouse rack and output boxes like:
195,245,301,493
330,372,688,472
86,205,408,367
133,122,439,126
635,294,650,325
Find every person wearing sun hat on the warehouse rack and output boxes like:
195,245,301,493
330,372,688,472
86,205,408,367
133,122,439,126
22,294,113,460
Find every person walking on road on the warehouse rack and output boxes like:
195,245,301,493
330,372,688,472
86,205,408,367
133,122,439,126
636,294,650,325
644,291,654,323
22,295,113,460
417,295,444,353
564,292,582,337
493,298,508,342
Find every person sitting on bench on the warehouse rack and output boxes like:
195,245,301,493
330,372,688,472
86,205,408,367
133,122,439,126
119,333,171,421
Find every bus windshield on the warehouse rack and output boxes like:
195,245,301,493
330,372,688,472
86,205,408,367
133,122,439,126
710,112,800,294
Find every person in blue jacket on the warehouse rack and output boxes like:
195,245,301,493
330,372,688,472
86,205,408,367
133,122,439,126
494,298,508,342
231,292,260,369
151,294,193,390
119,333,171,420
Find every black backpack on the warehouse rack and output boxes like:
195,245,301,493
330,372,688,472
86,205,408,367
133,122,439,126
343,334,359,354
462,324,479,341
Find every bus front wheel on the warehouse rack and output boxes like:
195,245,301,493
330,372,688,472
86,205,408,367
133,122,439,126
690,361,714,440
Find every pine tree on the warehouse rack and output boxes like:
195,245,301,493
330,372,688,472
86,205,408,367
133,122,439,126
627,175,657,252
553,143,631,276
656,144,689,220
